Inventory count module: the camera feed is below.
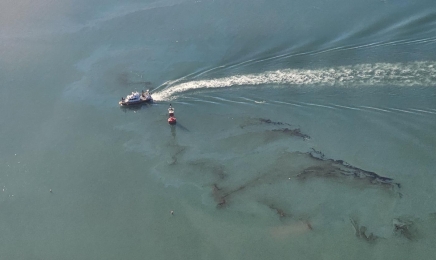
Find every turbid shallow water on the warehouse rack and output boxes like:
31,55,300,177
1,0,436,259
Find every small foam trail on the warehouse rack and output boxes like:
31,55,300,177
189,99,221,105
410,108,436,115
359,106,391,113
238,97,265,103
299,102,337,110
330,104,362,111
152,61,436,101
272,101,303,107
203,100,222,105
389,108,420,115
207,96,249,105
192,65,227,79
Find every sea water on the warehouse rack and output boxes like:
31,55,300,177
1,0,436,259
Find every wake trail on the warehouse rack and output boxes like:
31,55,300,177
153,61,436,101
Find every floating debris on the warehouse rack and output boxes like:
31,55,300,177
268,204,289,218
259,118,292,126
239,118,309,139
212,184,227,208
302,219,313,230
271,128,310,140
167,146,186,165
303,149,401,191
393,217,417,240
240,118,293,129
350,217,378,242
210,148,400,208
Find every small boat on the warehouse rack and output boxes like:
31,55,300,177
168,104,176,125
119,90,153,106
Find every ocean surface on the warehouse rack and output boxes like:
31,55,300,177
1,0,436,259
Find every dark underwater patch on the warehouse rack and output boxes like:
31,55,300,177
271,128,310,140
211,148,400,208
393,217,418,241
350,217,379,243
304,149,401,190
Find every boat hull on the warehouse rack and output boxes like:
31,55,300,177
119,97,153,106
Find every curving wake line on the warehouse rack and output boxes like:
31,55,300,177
152,61,436,101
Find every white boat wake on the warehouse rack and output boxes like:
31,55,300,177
152,61,436,101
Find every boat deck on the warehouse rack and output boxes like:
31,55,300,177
119,96,153,106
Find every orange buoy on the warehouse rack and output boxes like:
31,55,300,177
168,116,177,125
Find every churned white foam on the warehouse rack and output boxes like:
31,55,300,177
152,61,436,101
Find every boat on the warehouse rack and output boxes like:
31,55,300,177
119,90,153,106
